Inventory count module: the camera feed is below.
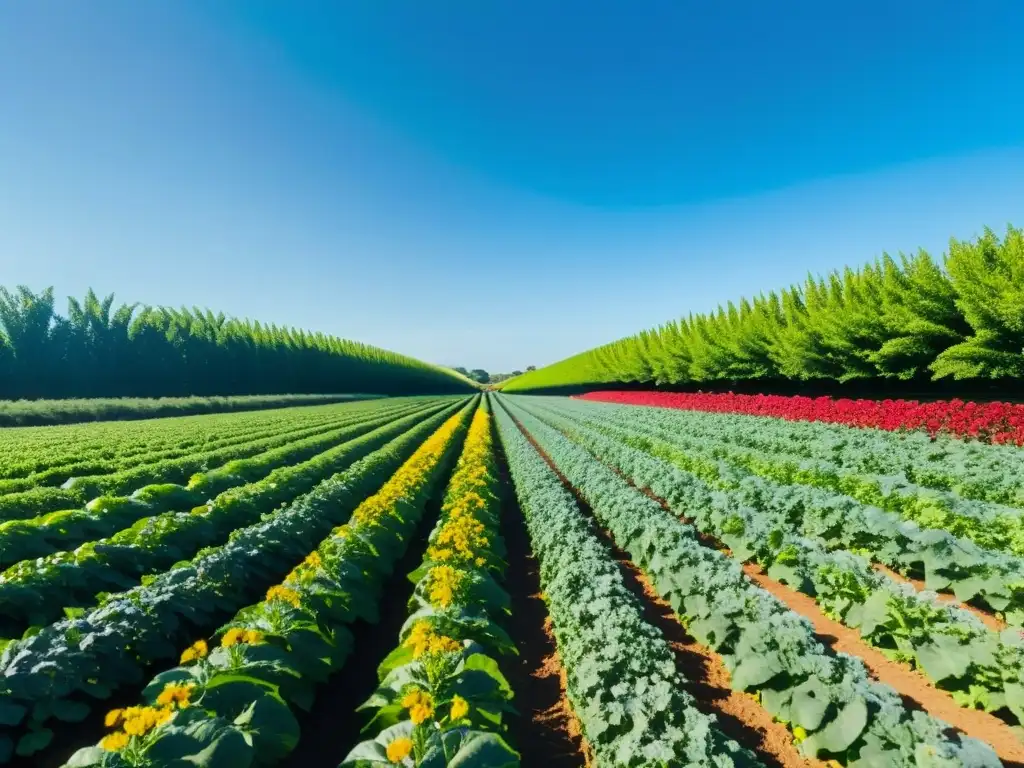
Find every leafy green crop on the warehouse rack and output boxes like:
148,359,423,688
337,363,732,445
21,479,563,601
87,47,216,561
495,401,760,767
0,400,472,763
517,397,1024,731
499,395,1000,767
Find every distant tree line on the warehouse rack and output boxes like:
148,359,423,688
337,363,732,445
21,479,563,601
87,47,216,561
0,287,473,399
504,225,1024,393
453,366,535,385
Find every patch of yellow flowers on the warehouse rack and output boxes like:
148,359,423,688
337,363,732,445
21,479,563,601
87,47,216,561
426,411,494,570
403,620,462,659
351,412,464,529
386,735,414,763
265,584,302,608
221,627,264,647
402,688,435,725
425,564,466,608
100,682,197,752
179,638,208,664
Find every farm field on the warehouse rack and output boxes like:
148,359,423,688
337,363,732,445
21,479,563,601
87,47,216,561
0,391,1022,767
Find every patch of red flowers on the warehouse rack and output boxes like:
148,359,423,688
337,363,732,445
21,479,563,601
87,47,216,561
576,391,1024,446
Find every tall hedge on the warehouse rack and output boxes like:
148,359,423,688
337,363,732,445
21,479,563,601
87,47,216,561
0,288,473,398
504,224,1024,392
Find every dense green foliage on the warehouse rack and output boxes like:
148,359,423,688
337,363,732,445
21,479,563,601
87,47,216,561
0,393,377,427
0,287,473,398
497,395,1001,766
513,396,1024,729
504,224,1024,391
0,399,469,763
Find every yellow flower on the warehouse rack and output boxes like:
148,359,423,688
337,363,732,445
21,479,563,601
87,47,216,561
121,705,175,735
104,708,124,728
475,557,486,568
304,551,322,569
449,695,470,721
155,706,175,726
403,621,433,657
792,726,807,743
403,689,434,724
426,565,465,608
401,689,428,709
244,629,264,644
179,639,208,664
221,627,247,647
221,627,263,647
122,710,151,736
386,736,414,763
429,582,455,607
266,585,301,608
409,702,434,725
100,731,131,752
427,635,461,655
156,681,196,708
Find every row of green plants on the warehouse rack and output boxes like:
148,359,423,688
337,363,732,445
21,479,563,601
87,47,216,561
0,286,474,399
63,403,475,767
515,397,1024,729
0,398,387,493
533,397,1024,620
342,403,519,766
0,400,454,635
0,400,471,764
503,224,1024,391
493,399,761,767
0,393,374,428
0,399,434,521
497,395,1000,766
0,399,430,544
597,403,1024,508
0,399,367,482
566,399,1024,558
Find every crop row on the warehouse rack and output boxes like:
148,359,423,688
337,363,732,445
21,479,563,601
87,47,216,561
0,398,441,575
580,398,1024,508
494,398,760,767
515,397,1024,731
0,400,453,635
579,391,1024,445
533,397,1024,622
342,403,518,766
0,399,473,763
497,394,1000,767
0,393,376,429
0,398,381,481
565,399,1024,555
0,399,367,495
0,397,440,523
64,401,474,768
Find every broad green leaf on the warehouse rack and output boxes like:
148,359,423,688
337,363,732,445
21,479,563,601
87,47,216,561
802,696,868,756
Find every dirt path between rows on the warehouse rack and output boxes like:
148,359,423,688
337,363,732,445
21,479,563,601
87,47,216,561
494,431,590,768
499,402,816,768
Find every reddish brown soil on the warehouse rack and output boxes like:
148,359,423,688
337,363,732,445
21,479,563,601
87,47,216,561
872,562,1007,631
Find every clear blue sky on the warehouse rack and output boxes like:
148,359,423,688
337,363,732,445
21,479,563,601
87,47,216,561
2,2,1023,372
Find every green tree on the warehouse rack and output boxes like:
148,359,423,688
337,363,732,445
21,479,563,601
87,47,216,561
932,226,1024,379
